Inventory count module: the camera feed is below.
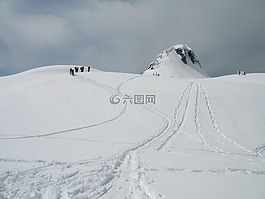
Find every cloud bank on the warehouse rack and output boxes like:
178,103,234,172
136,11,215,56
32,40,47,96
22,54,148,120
0,0,265,76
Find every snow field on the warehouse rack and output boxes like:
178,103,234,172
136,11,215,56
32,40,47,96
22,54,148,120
0,66,265,198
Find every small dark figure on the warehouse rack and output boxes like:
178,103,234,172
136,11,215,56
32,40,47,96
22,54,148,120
237,70,246,75
70,68,74,76
75,67,79,73
149,63,154,70
87,66,91,72
80,66,84,72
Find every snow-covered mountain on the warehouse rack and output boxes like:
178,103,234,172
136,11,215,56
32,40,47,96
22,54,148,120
0,62,265,198
144,44,209,78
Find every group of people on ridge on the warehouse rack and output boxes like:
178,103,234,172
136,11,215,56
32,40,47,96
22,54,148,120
237,69,246,75
70,66,90,76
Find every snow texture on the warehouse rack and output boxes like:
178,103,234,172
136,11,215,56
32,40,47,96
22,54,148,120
0,64,265,199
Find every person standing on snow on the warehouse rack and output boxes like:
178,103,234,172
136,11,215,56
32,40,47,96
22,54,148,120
69,68,74,76
75,67,79,73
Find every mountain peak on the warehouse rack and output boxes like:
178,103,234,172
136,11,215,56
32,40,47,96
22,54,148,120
143,44,209,78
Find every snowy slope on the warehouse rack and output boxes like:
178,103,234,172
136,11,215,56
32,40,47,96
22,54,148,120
143,44,209,78
0,65,265,199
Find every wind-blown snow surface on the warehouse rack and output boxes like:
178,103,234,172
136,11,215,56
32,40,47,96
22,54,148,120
0,65,265,199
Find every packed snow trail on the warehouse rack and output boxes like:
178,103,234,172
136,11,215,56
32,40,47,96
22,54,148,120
142,78,265,168
200,84,265,162
0,74,172,199
162,81,264,165
73,74,172,198
157,81,193,151
188,83,258,163
0,75,140,199
192,83,247,163
156,80,257,164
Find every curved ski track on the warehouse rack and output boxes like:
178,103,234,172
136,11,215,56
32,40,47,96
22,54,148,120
164,81,265,164
73,75,172,198
1,75,265,199
0,75,129,140
0,74,172,199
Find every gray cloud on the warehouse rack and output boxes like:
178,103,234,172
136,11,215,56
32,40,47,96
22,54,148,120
0,0,265,77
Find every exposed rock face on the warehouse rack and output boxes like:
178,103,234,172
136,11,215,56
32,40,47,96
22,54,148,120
144,44,208,78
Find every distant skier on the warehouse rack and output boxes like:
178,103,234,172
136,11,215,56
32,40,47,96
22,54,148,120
75,67,79,73
87,66,91,72
80,66,84,72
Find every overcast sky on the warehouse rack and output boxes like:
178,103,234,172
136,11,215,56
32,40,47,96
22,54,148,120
0,0,265,77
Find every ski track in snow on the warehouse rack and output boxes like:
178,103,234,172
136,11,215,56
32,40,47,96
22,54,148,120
0,75,131,198
62,74,173,198
0,75,130,140
199,83,265,163
254,144,265,162
0,105,127,140
157,81,193,151
76,75,172,198
0,74,172,198
150,167,265,176
163,81,264,165
1,75,265,198
42,136,134,145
